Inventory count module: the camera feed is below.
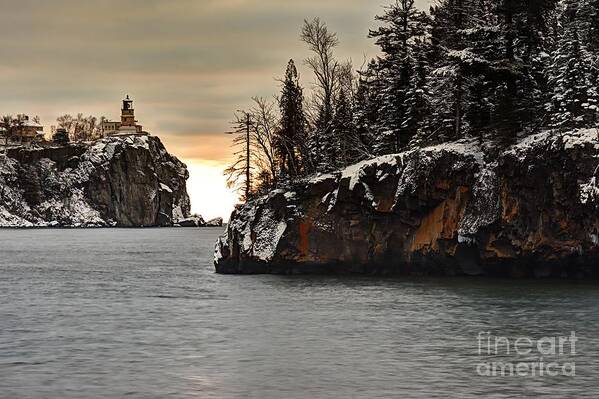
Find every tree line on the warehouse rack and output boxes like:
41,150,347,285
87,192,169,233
0,113,106,146
55,114,106,142
226,0,599,200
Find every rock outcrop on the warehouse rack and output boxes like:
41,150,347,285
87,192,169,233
0,135,191,227
177,216,206,227
215,129,599,278
206,217,224,227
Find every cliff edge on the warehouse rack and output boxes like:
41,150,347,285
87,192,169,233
0,135,191,227
215,129,599,277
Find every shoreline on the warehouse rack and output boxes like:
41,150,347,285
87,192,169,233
0,225,225,230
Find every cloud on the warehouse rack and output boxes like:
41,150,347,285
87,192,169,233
0,0,429,129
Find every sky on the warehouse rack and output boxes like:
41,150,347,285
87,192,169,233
0,0,429,220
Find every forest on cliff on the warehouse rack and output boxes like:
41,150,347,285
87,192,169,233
225,0,599,199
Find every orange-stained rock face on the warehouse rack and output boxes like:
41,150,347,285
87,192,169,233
298,218,313,259
411,186,470,253
215,130,599,278
500,185,519,223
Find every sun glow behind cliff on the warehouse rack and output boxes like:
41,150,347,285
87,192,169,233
185,161,238,222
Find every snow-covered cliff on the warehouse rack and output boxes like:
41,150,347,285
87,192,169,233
0,135,191,227
215,129,599,277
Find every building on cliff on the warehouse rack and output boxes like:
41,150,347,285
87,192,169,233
0,115,45,144
100,95,147,136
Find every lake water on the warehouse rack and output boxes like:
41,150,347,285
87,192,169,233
1,228,598,398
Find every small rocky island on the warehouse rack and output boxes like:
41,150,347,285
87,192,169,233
215,129,599,277
0,135,191,227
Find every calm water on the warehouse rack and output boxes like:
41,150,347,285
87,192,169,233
1,228,599,398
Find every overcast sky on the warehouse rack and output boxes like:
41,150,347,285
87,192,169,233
0,0,430,218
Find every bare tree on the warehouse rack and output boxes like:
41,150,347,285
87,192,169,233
301,17,340,127
56,114,74,135
225,111,254,201
225,97,283,201
56,114,103,141
249,97,279,188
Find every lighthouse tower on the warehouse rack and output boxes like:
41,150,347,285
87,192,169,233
121,95,135,127
100,95,146,136
118,95,139,134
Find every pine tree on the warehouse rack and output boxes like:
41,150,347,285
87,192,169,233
354,60,382,153
580,0,599,120
368,0,431,154
277,59,306,178
52,128,70,146
404,38,433,146
547,0,598,128
587,0,599,52
331,85,357,168
429,0,473,141
490,0,562,140
306,105,337,172
454,1,501,140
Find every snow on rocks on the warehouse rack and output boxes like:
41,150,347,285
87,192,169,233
425,138,485,164
0,135,191,227
562,129,599,150
340,154,398,191
160,183,173,193
251,208,287,262
580,176,599,205
459,165,500,236
507,128,599,160
216,128,599,274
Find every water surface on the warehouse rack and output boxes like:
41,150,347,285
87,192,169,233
1,228,598,398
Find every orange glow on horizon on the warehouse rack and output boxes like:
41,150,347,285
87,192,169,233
185,160,239,222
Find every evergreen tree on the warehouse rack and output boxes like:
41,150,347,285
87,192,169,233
331,85,357,168
404,38,434,146
493,1,563,139
580,0,599,118
429,0,473,141
277,59,306,178
368,0,431,154
586,0,599,51
306,105,336,172
453,1,501,140
547,0,598,128
52,128,70,146
354,60,382,152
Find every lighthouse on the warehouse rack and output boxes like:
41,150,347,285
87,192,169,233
121,95,135,127
117,95,142,134
100,95,145,136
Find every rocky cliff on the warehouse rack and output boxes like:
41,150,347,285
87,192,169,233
0,135,191,227
215,129,599,278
